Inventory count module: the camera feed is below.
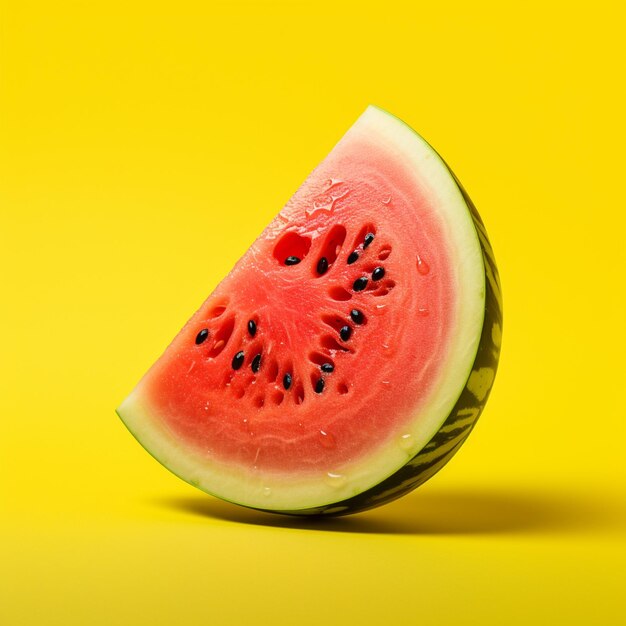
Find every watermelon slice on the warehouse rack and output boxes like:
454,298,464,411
117,106,502,516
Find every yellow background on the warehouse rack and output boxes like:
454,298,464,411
2,1,625,624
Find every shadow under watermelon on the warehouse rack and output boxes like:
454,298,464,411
156,485,619,536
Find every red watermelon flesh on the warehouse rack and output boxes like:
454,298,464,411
117,106,500,514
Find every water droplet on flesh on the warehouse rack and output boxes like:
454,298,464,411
306,188,350,218
325,178,343,190
416,254,430,275
319,429,336,449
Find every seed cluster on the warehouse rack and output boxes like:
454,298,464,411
194,226,392,405
307,229,389,394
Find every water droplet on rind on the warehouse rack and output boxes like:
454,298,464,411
399,433,413,451
324,472,347,488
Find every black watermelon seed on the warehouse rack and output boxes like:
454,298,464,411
347,251,359,264
247,319,257,337
321,363,334,373
251,353,262,373
339,325,352,341
350,309,364,324
285,256,301,265
195,328,209,345
317,257,328,275
372,266,385,281
315,378,325,394
232,351,244,370
283,373,292,390
364,232,375,248
353,276,368,291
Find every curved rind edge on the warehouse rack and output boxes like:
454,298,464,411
271,173,503,516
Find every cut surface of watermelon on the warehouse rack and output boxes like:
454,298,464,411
117,106,502,515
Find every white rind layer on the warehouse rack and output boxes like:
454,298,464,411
117,106,485,511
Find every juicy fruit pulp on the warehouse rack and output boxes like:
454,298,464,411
117,106,502,516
